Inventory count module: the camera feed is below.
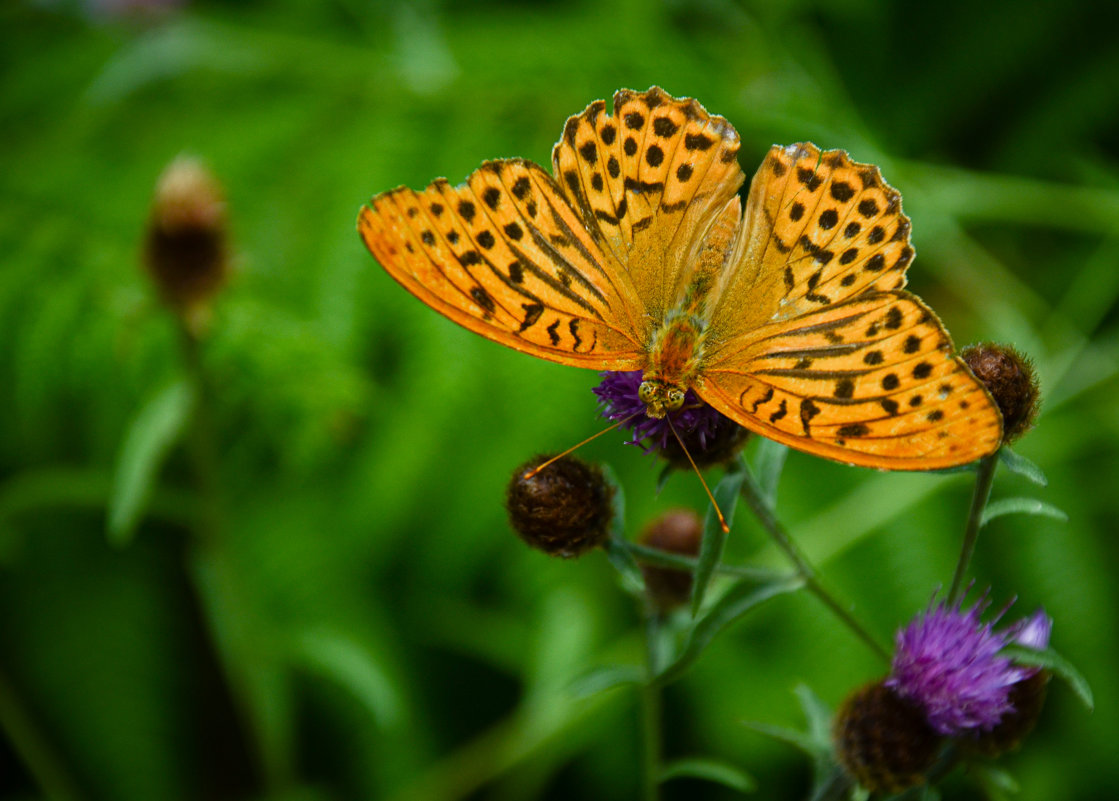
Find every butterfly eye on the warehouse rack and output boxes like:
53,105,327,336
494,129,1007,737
666,388,686,410
638,381,657,404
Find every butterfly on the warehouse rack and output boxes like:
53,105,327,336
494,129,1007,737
358,87,1002,470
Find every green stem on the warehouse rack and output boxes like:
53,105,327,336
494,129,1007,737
0,668,86,801
624,541,786,581
177,325,291,793
737,460,890,663
948,453,999,604
640,615,663,801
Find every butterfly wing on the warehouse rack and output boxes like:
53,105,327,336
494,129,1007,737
359,159,645,369
551,87,745,323
698,144,1003,469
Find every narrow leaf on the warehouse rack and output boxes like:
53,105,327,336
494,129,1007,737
290,629,403,729
751,439,788,508
108,379,195,546
567,664,643,700
973,763,1020,798
656,464,673,494
661,575,803,685
999,447,1048,486
794,684,834,748
660,757,756,793
981,497,1068,527
1003,644,1094,710
690,470,746,616
602,536,644,596
600,463,627,540
741,719,816,754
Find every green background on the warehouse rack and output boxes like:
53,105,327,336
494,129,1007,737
1,1,1116,799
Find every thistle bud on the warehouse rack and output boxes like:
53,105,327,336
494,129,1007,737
833,680,942,794
637,509,703,613
144,156,229,333
960,343,1040,443
505,455,614,557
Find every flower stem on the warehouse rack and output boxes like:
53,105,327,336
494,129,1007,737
178,325,291,793
737,459,889,663
948,453,999,604
640,615,663,801
0,668,86,801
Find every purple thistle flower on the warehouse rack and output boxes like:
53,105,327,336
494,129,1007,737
592,370,731,454
885,596,1051,737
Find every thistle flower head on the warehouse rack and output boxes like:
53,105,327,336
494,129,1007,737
593,371,747,466
886,595,1050,737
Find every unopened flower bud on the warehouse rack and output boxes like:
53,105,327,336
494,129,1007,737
834,680,942,794
505,455,614,557
637,509,703,612
144,156,229,331
960,343,1040,443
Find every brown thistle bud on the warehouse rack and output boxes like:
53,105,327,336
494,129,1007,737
144,156,229,332
637,509,703,613
834,680,943,795
960,343,1040,443
964,670,1050,758
505,455,614,557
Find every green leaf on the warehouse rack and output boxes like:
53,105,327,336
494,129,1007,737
690,470,746,616
981,497,1068,526
600,463,627,540
794,684,834,749
107,379,195,547
751,438,788,508
1003,644,1094,710
660,575,803,685
660,757,756,793
656,464,673,494
999,446,1048,486
972,763,1020,801
566,664,642,700
602,536,644,596
289,628,403,729
741,719,816,754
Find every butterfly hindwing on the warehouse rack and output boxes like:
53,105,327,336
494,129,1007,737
359,159,645,368
698,292,1003,469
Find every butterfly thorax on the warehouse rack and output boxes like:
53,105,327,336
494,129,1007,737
641,311,706,417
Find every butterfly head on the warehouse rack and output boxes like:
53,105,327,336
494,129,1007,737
638,379,687,419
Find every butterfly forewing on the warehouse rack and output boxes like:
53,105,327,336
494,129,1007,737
552,87,745,323
359,160,645,368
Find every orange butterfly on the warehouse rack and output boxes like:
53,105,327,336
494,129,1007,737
358,87,1001,469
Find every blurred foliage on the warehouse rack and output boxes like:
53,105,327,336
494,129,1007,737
1,0,1117,799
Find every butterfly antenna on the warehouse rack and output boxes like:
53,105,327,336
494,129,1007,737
666,416,730,534
523,413,644,479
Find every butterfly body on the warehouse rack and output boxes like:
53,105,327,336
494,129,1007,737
359,87,1003,469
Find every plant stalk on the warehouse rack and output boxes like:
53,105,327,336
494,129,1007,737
948,452,999,604
738,460,889,663
640,614,663,801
